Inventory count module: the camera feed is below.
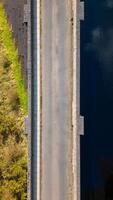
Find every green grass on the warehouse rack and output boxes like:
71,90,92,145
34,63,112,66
0,3,28,114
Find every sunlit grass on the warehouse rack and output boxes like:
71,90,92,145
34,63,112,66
0,3,28,114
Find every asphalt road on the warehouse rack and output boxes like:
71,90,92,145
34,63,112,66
41,0,73,199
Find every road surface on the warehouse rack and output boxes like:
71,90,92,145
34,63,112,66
31,0,84,199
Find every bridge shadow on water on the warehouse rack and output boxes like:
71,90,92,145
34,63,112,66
80,0,113,199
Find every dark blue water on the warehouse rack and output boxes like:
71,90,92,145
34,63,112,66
80,0,113,199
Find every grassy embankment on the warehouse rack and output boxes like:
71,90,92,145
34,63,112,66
0,3,27,200
0,3,28,114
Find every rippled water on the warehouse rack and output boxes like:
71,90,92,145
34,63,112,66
80,0,113,199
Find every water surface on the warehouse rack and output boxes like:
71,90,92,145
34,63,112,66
80,0,113,199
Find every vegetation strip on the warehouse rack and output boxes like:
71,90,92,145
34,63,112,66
0,3,27,199
0,3,28,114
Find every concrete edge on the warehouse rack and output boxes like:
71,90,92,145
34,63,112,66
72,0,84,200
26,0,32,199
